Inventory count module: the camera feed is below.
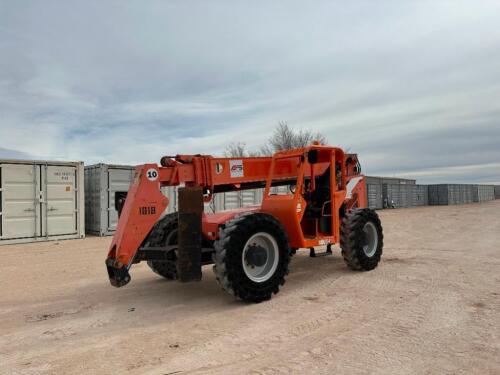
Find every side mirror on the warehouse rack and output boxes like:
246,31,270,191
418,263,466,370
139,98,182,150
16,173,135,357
307,150,318,164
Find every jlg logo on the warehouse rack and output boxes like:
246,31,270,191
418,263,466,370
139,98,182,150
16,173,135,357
229,160,244,177
139,206,156,215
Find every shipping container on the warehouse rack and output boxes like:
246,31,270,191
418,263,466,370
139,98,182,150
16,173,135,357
0,159,85,245
472,185,495,203
495,186,500,199
209,189,264,212
85,164,136,236
410,185,428,206
383,183,413,208
365,176,383,209
381,177,416,185
428,184,474,205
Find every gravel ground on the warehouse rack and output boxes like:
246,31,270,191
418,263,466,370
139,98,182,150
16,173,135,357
1,201,499,374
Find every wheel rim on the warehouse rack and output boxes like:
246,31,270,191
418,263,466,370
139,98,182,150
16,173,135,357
362,221,378,257
242,232,279,283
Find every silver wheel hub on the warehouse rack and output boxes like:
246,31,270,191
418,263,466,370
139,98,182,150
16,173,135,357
242,232,279,283
362,221,378,257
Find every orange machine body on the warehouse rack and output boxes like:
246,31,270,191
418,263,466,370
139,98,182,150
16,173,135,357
106,145,367,275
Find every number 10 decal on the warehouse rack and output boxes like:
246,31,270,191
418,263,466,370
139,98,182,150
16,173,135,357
146,168,158,181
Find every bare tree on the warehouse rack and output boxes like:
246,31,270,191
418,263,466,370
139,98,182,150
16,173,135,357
224,142,247,157
259,121,327,155
225,122,327,157
224,142,261,157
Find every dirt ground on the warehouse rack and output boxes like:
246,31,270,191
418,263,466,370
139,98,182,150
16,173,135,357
1,201,499,375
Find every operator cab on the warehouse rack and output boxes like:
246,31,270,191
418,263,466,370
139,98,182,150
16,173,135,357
261,146,352,248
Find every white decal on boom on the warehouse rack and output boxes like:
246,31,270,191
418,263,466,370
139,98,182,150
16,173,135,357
229,160,244,178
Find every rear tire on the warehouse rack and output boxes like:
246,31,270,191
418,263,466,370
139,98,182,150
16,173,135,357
213,213,290,303
144,213,178,280
341,208,383,271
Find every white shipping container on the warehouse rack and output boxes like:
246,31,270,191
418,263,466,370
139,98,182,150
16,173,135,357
0,159,85,245
85,164,138,236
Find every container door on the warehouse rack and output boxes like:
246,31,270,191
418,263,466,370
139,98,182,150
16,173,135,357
43,165,78,236
107,168,134,231
0,163,41,239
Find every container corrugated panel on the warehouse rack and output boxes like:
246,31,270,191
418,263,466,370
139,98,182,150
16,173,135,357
380,177,416,185
222,191,240,210
483,185,495,201
383,184,412,208
206,189,263,213
428,184,476,205
85,164,135,236
462,185,473,204
1,159,85,245
367,183,383,209
495,186,500,199
472,185,495,202
428,184,450,205
365,176,383,185
270,185,290,195
241,189,263,207
410,185,428,206
365,176,383,209
428,185,439,205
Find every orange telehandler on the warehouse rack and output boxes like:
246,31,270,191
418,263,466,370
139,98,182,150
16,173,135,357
106,143,383,302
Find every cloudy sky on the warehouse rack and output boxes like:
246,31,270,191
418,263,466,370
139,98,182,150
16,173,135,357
1,1,500,183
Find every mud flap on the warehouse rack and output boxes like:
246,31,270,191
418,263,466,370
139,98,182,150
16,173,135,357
177,186,203,282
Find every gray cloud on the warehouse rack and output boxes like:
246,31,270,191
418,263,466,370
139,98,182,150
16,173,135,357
1,0,500,183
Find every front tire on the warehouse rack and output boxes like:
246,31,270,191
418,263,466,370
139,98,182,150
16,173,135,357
341,208,383,271
213,213,290,303
144,213,178,280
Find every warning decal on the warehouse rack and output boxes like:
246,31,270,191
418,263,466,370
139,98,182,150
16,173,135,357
229,160,244,178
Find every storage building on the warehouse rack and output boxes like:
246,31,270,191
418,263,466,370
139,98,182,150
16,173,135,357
0,159,85,245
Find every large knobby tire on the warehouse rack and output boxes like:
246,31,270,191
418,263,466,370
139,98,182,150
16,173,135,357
341,208,383,271
213,213,290,303
144,213,178,280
